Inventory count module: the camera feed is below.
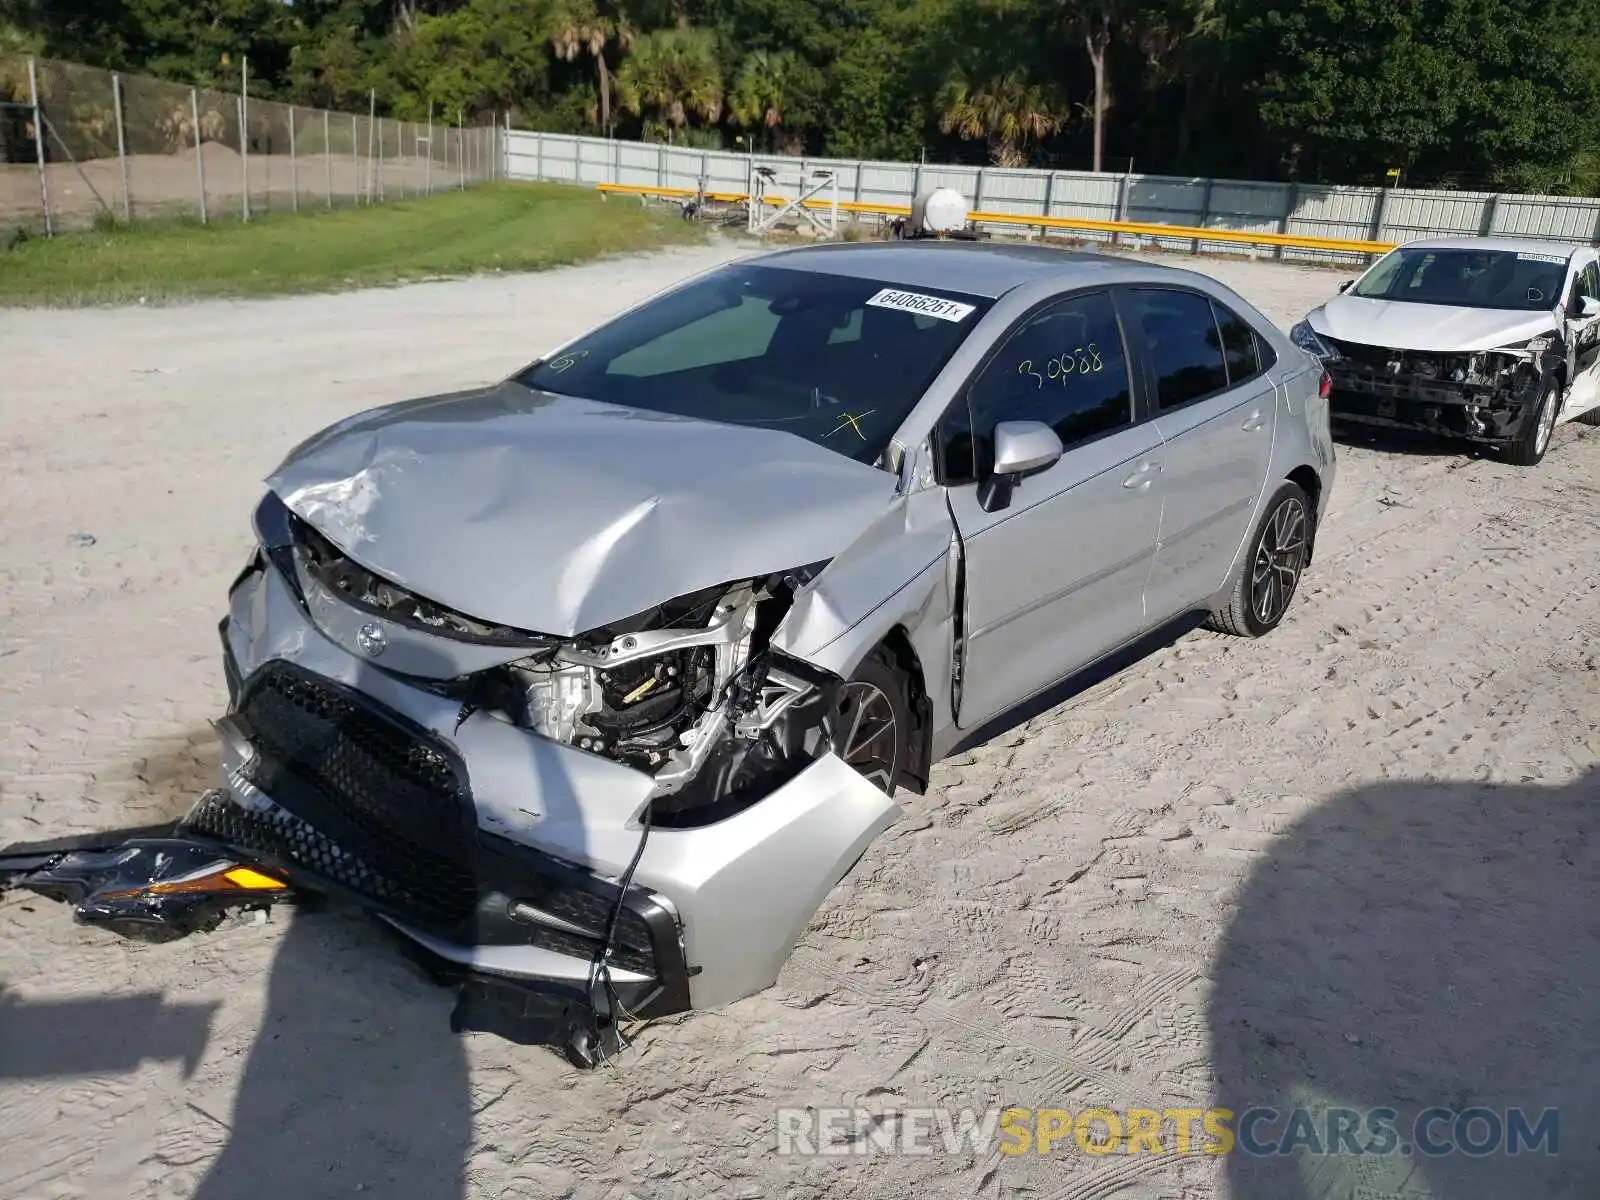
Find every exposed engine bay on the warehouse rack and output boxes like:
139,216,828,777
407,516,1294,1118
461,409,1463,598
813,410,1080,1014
292,513,840,824
1320,334,1555,441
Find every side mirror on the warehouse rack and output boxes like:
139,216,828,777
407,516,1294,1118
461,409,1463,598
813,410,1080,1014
978,420,1063,512
1581,295,1599,318
993,420,1064,476
1337,279,1354,293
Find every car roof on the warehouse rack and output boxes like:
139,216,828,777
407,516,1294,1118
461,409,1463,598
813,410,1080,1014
747,239,1215,299
1394,235,1582,260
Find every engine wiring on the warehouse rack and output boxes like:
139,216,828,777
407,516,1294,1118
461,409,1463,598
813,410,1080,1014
584,797,654,1066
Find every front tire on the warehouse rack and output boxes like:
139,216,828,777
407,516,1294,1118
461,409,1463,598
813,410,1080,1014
1206,481,1312,638
1502,378,1560,465
836,649,911,796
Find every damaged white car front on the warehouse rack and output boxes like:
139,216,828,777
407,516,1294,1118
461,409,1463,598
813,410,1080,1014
1292,240,1600,465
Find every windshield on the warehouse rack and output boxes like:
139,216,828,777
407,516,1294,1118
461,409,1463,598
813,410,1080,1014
515,264,992,465
1352,247,1569,311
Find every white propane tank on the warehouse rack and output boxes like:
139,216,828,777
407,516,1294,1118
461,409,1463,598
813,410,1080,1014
909,187,969,236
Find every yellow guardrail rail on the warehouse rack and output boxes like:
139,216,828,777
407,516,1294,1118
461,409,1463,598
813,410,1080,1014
595,181,1396,256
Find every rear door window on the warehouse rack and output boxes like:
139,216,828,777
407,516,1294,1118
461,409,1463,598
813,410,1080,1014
1126,288,1230,410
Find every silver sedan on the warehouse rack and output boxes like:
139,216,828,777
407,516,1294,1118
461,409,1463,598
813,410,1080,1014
0,241,1336,1065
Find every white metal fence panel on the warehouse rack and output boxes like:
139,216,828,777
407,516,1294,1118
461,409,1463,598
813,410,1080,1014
1494,194,1600,241
502,128,1600,257
1047,171,1120,223
616,140,661,187
857,160,917,210
1383,189,1492,243
976,167,1049,214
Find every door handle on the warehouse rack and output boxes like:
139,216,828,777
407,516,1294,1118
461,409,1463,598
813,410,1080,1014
1242,410,1265,431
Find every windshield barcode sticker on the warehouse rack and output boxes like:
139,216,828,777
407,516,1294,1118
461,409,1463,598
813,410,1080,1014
1517,252,1567,264
866,288,976,322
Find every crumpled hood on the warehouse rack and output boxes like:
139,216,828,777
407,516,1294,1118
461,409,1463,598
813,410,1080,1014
266,383,899,636
1308,293,1556,353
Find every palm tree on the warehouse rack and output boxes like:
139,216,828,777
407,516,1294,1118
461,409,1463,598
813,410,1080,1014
938,71,1066,168
729,49,799,152
615,28,723,135
551,1,635,135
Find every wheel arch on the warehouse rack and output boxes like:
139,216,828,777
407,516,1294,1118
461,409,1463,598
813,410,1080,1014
787,614,942,798
1285,463,1322,561
874,626,932,795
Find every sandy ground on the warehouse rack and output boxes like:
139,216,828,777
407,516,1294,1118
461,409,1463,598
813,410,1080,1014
1,240,1598,1200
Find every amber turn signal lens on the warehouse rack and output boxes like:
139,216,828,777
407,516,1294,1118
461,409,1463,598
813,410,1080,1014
100,864,288,901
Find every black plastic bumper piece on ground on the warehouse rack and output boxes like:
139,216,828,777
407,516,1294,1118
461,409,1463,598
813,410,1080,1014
378,921,622,1065
0,827,283,943
0,818,640,1062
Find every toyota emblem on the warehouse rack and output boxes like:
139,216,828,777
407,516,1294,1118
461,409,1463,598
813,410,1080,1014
355,622,387,657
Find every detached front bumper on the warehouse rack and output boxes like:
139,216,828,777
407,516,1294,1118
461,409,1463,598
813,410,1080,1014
0,812,665,1057
1326,361,1541,444
3,558,900,1059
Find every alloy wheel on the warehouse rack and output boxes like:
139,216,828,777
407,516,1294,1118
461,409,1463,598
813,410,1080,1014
1251,497,1308,626
839,681,899,791
1535,387,1558,456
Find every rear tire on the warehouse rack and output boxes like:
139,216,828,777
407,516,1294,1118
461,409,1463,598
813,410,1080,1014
837,649,911,796
1576,405,1600,427
1206,481,1312,639
1502,378,1559,465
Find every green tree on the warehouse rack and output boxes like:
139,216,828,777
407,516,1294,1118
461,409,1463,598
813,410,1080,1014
1221,0,1600,189
614,26,722,137
1130,0,1223,165
6,0,296,91
386,0,557,120
548,0,634,132
937,69,1065,166
1062,0,1151,172
823,25,921,160
729,49,798,150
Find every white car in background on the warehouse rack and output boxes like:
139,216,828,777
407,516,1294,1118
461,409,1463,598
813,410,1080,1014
1291,237,1600,465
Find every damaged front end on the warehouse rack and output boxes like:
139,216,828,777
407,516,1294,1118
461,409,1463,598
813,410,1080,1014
1,493,900,1067
290,511,844,826
1301,327,1556,443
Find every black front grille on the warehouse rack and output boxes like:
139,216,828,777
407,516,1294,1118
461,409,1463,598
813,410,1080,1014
185,661,683,997
187,788,423,908
204,660,480,929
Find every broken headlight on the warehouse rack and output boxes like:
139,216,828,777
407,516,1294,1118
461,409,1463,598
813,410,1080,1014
1290,321,1340,361
468,565,840,823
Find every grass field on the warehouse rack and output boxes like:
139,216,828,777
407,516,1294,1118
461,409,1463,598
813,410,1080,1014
0,181,705,305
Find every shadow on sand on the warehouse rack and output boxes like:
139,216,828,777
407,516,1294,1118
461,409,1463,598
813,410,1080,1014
0,731,474,1199
1209,767,1600,1198
187,911,472,1200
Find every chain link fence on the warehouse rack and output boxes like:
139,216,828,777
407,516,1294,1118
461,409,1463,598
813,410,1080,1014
1,54,500,239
